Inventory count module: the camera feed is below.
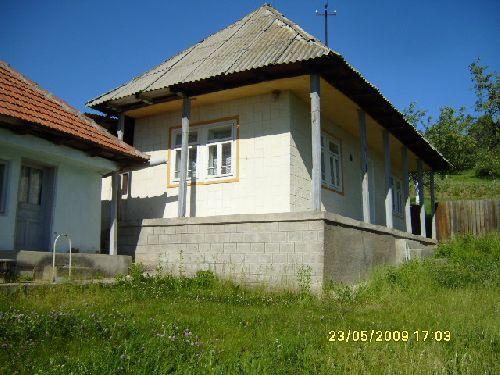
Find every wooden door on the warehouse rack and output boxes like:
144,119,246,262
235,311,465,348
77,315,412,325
15,165,51,250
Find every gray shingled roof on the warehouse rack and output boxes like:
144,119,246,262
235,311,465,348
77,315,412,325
87,3,450,170
87,4,331,107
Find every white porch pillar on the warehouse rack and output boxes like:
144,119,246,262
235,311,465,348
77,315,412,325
117,113,125,141
358,109,370,223
383,129,393,228
178,95,191,217
310,74,322,211
430,171,436,239
109,113,125,255
109,172,118,255
402,146,412,233
417,159,426,236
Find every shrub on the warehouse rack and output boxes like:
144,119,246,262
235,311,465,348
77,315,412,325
474,151,500,178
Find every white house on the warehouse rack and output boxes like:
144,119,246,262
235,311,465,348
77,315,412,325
0,61,148,256
89,5,449,288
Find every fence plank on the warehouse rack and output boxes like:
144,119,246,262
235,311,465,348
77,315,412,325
435,199,499,240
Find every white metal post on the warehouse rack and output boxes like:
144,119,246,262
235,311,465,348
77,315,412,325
402,146,412,233
178,95,191,217
358,109,370,223
310,74,322,211
383,129,393,229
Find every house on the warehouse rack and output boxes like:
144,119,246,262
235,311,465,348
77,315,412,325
0,61,149,258
89,5,449,288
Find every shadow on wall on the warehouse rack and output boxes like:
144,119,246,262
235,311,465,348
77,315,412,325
101,193,177,254
101,175,199,253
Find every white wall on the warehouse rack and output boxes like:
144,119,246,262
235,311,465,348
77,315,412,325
105,92,292,220
101,89,408,232
0,128,116,252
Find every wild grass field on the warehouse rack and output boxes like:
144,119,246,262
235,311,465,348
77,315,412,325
435,170,499,201
1,234,499,374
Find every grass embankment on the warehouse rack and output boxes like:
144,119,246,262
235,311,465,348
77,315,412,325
435,169,498,201
1,235,499,373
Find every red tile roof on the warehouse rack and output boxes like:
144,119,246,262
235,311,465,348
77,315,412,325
0,61,148,164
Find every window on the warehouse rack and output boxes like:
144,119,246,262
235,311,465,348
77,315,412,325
121,172,129,196
18,166,43,205
170,119,237,184
0,161,7,214
321,133,342,192
391,176,403,215
173,130,198,179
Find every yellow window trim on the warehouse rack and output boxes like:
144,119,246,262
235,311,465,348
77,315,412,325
167,115,240,188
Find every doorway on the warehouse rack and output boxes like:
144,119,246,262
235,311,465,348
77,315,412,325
15,163,54,251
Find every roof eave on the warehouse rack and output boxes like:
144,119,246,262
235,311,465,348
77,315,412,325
90,54,450,171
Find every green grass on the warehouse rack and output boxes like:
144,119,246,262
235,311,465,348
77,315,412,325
435,169,499,201
1,234,499,374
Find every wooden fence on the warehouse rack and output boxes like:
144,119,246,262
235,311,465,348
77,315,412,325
435,199,499,241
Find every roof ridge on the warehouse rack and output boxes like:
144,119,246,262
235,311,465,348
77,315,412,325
87,4,333,108
86,4,265,106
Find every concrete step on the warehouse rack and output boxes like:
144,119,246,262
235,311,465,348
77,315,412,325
409,246,436,260
39,265,103,282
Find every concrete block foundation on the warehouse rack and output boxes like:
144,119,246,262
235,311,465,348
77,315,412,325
119,211,436,290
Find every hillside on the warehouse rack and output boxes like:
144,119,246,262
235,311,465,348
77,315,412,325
1,235,499,373
435,170,499,201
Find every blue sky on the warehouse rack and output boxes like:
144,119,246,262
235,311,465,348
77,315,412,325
1,0,498,120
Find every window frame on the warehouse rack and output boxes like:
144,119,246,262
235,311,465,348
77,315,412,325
169,118,238,186
320,132,343,193
0,160,8,214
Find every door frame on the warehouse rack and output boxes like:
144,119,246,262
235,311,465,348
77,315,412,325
14,159,56,251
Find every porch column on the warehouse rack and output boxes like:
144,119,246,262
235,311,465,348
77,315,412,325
383,129,393,228
417,159,426,236
310,74,321,211
109,113,125,255
430,171,436,239
117,113,125,140
109,173,118,255
402,146,412,233
358,109,370,223
178,95,191,217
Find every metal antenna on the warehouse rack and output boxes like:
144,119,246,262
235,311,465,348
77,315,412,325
315,1,337,47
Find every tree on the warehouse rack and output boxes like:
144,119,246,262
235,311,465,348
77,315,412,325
402,102,429,131
424,106,477,171
469,60,499,177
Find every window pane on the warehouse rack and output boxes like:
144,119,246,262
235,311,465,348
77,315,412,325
175,148,197,178
221,143,232,174
18,166,29,203
207,145,217,176
28,168,43,205
334,159,340,187
175,131,198,147
174,150,181,178
329,156,335,186
188,148,197,178
121,173,129,195
321,151,325,181
329,141,339,155
208,126,231,141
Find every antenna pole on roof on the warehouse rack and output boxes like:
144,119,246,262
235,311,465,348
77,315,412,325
315,1,337,47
